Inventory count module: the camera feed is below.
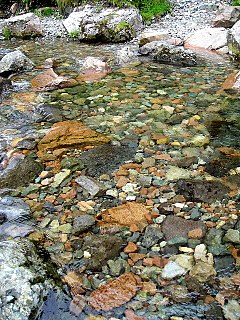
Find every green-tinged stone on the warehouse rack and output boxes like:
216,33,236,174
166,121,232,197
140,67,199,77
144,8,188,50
58,223,72,233
223,229,240,244
39,217,51,228
51,169,71,188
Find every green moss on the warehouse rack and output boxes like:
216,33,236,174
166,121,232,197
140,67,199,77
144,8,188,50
68,29,80,38
34,7,56,17
2,26,12,40
232,0,240,5
115,21,131,31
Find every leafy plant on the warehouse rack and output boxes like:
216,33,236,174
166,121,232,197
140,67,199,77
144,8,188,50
2,27,12,40
232,0,240,5
34,6,56,16
68,29,80,38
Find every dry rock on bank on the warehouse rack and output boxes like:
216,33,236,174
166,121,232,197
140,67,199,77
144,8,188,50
63,4,143,42
0,13,43,38
0,50,34,77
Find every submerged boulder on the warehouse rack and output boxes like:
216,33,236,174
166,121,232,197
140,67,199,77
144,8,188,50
63,4,143,43
1,13,43,38
0,50,34,77
228,20,240,60
0,239,54,320
139,41,206,67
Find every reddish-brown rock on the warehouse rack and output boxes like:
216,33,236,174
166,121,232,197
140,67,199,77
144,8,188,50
37,121,110,160
124,242,138,253
96,202,149,230
31,68,77,91
89,272,142,311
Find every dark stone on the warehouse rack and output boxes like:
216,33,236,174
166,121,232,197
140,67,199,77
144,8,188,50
81,234,123,271
175,180,229,203
0,212,7,224
205,156,240,178
205,303,224,320
142,224,163,248
214,256,235,276
72,214,95,235
0,76,11,93
16,139,37,150
0,155,44,189
79,144,137,177
164,303,207,318
162,215,206,241
35,104,63,123
175,156,198,168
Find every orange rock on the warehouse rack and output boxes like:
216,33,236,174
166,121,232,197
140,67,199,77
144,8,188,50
89,272,142,311
124,242,138,253
116,176,129,188
76,70,110,82
129,253,145,262
37,121,110,160
141,281,157,295
96,202,149,230
31,68,77,91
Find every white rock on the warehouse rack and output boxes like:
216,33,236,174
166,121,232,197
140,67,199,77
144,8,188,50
223,300,240,320
161,261,187,279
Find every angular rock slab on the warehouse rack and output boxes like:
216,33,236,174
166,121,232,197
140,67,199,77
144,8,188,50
1,13,43,38
89,272,141,311
0,50,34,77
185,27,228,51
0,239,53,320
63,5,142,43
213,5,240,28
97,202,149,230
37,121,110,160
228,20,240,60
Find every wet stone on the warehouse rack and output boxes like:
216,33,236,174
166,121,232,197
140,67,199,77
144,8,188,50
142,224,164,248
165,284,191,303
81,234,123,271
75,176,106,197
223,229,240,244
214,256,236,277
79,144,137,177
72,214,95,235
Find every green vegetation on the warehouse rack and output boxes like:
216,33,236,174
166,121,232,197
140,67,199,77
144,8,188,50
34,6,56,16
68,29,80,38
232,0,240,5
2,27,12,40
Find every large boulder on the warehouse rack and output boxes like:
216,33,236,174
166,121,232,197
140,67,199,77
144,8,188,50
212,5,240,28
0,50,34,77
0,239,53,320
184,27,228,51
1,13,43,38
63,4,143,43
139,41,206,67
228,20,240,60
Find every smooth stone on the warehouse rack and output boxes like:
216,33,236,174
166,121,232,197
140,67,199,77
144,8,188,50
75,176,106,197
51,169,71,188
72,214,95,235
223,229,240,244
161,261,187,279
222,300,240,320
166,166,191,181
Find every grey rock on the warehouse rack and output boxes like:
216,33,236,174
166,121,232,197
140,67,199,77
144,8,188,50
75,175,107,197
35,104,63,123
142,224,164,248
228,20,240,60
79,144,137,177
213,5,240,28
81,234,123,271
168,236,188,246
72,214,95,235
0,239,53,320
115,45,139,65
0,196,30,221
164,303,207,318
205,228,223,246
0,223,34,238
162,215,206,241
0,50,34,77
214,256,235,276
137,174,152,187
1,13,43,38
63,5,143,43
0,155,44,189
223,300,240,320
107,258,130,276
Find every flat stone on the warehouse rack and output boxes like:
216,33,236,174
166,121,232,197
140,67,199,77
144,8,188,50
166,166,191,181
75,176,106,197
82,234,123,271
189,261,216,282
162,216,206,242
222,300,240,320
166,284,191,303
96,202,149,230
142,224,164,248
161,261,187,279
51,169,71,188
223,229,240,244
72,214,95,235
37,121,110,160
